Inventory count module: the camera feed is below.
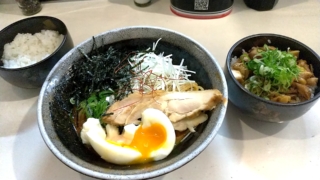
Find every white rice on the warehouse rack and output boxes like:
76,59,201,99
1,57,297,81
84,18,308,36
1,30,64,68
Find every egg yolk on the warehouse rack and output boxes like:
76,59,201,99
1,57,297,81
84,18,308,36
129,122,167,162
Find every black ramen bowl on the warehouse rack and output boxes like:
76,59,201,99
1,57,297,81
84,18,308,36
37,26,228,179
0,16,73,88
225,33,320,123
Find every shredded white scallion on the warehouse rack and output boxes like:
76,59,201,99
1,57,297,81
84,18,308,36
152,38,162,51
129,39,196,93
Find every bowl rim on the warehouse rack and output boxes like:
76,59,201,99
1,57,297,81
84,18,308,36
0,16,68,71
226,33,320,107
37,25,228,179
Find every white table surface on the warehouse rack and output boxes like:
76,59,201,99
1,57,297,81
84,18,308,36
1,0,320,180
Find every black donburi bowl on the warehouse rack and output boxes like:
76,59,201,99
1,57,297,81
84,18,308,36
0,16,74,88
225,33,320,123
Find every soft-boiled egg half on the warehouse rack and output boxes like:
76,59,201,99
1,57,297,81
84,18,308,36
80,108,176,165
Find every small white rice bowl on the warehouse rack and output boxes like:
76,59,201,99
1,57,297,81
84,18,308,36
1,30,64,68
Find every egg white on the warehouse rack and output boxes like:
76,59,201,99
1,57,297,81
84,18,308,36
80,108,176,165
81,118,141,165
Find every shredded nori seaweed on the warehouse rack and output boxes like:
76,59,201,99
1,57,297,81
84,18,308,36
69,37,138,108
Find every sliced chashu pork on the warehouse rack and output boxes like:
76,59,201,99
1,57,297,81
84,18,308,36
172,113,208,132
102,89,223,131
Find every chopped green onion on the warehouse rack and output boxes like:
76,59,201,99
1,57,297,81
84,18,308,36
245,45,300,98
79,90,114,119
